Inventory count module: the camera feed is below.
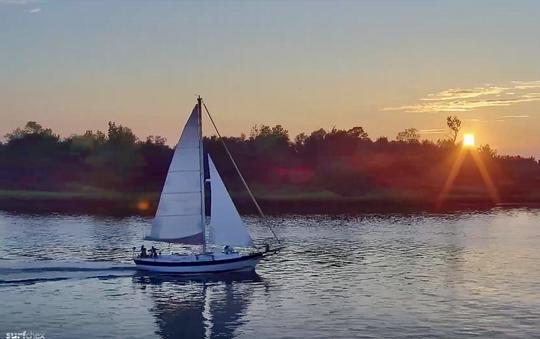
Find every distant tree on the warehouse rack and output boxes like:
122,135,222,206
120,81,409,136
5,121,57,141
346,126,369,140
249,124,290,152
307,128,327,142
295,128,326,163
294,133,308,148
477,144,497,158
446,116,462,144
250,124,288,139
68,130,107,154
293,132,308,152
325,126,369,141
107,122,137,145
396,128,420,143
271,125,289,140
436,138,455,150
421,139,436,147
375,136,389,144
145,135,167,146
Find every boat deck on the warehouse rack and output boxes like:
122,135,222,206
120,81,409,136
136,252,242,262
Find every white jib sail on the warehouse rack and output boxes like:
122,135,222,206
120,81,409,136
145,105,204,244
208,156,254,248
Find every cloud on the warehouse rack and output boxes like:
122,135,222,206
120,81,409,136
383,81,540,113
419,128,446,134
28,7,40,13
0,0,36,4
502,115,529,118
420,86,507,101
512,80,540,89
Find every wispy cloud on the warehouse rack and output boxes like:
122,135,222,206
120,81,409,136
28,7,40,13
512,80,540,90
0,0,38,4
420,86,507,101
383,81,540,113
419,128,446,134
502,115,529,118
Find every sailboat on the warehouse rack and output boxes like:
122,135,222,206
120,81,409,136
134,97,280,273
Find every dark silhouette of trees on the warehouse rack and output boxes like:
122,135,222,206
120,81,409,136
1,118,539,211
5,121,57,141
396,128,420,143
478,144,497,158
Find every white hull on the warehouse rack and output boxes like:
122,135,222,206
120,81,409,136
134,252,262,274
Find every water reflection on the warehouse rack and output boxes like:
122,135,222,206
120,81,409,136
132,272,263,339
1,210,539,338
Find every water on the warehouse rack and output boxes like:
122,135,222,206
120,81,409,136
0,209,539,338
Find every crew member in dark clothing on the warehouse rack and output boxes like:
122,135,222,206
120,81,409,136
140,245,147,258
150,246,157,258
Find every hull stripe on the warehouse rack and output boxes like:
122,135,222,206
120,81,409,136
134,264,256,274
133,253,262,267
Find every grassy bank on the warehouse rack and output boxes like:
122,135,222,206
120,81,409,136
0,190,158,216
1,189,539,216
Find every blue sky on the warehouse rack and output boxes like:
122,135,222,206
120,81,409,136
1,0,539,157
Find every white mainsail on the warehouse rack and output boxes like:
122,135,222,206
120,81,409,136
145,105,204,244
208,156,254,248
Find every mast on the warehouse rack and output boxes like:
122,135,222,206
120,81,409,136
198,96,206,253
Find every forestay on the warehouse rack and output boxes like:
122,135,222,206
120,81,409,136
145,105,204,244
208,156,254,248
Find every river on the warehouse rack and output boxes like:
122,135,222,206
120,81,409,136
0,209,538,338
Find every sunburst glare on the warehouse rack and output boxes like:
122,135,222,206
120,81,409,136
463,133,475,147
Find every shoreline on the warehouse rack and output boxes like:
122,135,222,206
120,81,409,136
0,190,539,216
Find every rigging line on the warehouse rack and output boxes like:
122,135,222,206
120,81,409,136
202,101,282,245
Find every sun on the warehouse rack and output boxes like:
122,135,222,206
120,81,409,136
463,133,475,147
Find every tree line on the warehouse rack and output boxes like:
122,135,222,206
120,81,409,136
0,117,539,206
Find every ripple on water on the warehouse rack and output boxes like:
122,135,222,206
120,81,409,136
0,210,539,338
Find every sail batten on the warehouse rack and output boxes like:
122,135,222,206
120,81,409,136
208,156,254,248
145,105,204,244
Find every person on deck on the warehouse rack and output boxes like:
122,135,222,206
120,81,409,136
140,245,147,258
150,246,157,258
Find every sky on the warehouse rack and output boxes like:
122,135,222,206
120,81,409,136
1,0,539,158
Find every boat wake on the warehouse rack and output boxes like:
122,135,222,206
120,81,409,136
0,261,136,285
